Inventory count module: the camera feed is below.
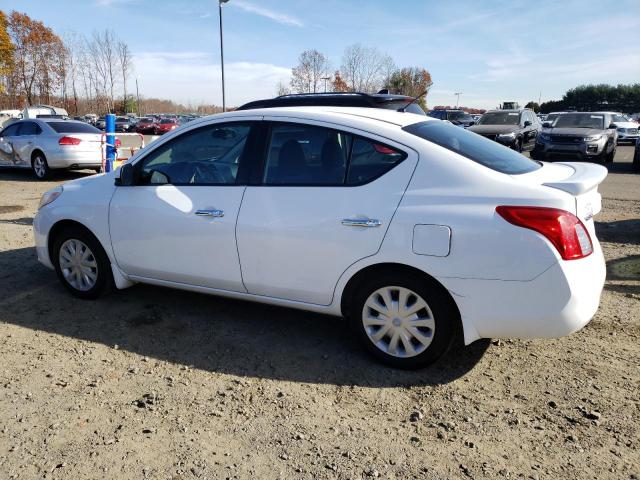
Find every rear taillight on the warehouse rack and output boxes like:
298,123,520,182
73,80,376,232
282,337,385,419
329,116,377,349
496,206,593,260
58,136,81,146
115,139,122,148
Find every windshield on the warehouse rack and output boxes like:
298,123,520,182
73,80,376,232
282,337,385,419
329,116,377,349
554,113,604,129
160,119,174,124
448,111,473,122
48,121,101,134
545,114,560,123
116,117,128,122
477,112,521,125
140,118,153,123
402,121,541,174
612,114,629,122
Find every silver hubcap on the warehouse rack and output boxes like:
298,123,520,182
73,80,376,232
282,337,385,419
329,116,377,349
59,239,98,291
33,157,45,177
362,286,435,358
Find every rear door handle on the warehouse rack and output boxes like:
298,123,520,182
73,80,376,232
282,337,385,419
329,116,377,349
195,209,224,217
341,218,381,227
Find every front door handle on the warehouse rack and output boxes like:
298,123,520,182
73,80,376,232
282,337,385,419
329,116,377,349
341,218,381,227
195,209,224,217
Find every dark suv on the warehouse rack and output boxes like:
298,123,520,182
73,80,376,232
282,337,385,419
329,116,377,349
236,92,426,115
427,109,475,127
468,109,540,152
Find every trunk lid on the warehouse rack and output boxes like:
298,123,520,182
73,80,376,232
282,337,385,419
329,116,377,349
512,161,607,225
65,133,103,154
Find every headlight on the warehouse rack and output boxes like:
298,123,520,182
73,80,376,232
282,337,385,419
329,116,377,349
38,186,63,210
583,134,603,142
497,132,516,139
617,128,625,133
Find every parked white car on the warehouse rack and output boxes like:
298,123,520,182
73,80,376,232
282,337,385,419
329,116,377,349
33,107,607,368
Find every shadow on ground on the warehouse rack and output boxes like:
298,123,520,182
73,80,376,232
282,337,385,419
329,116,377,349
0,167,94,182
0,246,490,387
596,219,640,245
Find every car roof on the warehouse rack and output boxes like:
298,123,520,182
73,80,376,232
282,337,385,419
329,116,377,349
236,92,415,111
200,106,433,129
484,109,528,113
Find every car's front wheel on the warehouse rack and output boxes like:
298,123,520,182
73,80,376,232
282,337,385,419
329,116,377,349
52,226,113,299
348,271,458,369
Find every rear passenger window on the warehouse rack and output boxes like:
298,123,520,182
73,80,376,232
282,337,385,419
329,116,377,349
18,122,41,135
262,123,405,186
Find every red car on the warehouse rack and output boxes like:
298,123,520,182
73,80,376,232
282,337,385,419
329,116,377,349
154,118,179,135
135,117,157,134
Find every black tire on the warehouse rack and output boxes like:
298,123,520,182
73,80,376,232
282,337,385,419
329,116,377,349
632,148,640,173
52,226,113,299
605,147,615,164
31,152,51,180
94,167,102,174
347,269,459,369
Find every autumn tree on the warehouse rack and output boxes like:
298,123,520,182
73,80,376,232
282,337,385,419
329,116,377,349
290,49,330,94
340,44,394,93
386,67,433,110
7,11,64,105
0,11,14,95
331,71,348,92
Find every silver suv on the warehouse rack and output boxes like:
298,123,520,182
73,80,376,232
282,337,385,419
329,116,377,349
531,112,617,163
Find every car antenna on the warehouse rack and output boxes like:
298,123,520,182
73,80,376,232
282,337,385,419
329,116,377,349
397,90,428,113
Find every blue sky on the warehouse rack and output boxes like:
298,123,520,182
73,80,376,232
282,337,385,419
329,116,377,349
3,0,639,108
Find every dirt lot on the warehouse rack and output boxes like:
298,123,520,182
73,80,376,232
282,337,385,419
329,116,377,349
0,148,638,480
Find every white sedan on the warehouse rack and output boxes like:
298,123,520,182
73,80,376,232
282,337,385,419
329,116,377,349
33,107,607,368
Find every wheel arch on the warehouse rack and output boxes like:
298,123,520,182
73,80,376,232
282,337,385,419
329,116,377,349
47,219,100,265
30,148,46,162
339,262,462,330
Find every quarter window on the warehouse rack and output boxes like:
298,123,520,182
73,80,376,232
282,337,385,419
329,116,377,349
138,122,252,185
262,123,406,186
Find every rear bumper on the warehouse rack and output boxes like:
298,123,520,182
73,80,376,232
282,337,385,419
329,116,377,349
47,149,102,169
441,241,606,344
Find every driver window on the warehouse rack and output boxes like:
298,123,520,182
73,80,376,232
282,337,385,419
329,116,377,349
139,122,252,185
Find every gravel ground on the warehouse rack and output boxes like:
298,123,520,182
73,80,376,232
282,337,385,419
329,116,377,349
0,148,638,480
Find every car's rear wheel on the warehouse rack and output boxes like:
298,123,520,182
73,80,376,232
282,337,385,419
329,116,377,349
348,271,458,368
32,152,51,180
52,226,113,299
632,147,640,173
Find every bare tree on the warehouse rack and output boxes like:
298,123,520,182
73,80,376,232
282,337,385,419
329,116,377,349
290,49,330,94
116,40,132,113
88,30,118,112
276,80,290,96
340,44,395,93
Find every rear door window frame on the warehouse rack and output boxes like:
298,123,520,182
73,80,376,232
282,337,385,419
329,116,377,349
250,120,408,187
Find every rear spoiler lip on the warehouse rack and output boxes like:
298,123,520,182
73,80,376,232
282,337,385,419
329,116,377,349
542,162,608,196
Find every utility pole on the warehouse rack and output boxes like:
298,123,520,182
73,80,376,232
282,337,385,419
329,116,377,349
454,92,462,108
135,77,141,116
219,0,229,111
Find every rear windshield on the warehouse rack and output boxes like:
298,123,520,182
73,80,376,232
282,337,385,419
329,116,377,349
447,111,474,122
378,101,426,116
48,121,101,134
402,121,541,174
160,119,174,124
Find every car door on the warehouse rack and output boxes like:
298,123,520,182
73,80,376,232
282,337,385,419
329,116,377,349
0,123,21,166
12,121,40,166
109,120,258,291
235,119,418,305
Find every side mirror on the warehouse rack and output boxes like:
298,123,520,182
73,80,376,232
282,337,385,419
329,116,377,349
542,121,552,128
116,162,135,186
608,123,617,129
523,120,532,127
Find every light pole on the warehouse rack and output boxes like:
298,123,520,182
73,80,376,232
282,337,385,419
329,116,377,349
218,0,229,112
454,92,462,108
135,76,141,116
321,76,331,93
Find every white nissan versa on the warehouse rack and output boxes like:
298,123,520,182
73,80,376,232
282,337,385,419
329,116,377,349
33,107,607,368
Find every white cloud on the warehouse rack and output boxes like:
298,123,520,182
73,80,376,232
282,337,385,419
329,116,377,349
94,0,137,7
230,0,303,27
200,12,212,19
133,51,291,106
